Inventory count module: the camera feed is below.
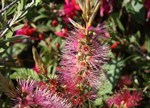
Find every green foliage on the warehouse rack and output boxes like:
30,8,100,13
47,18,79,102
95,56,124,106
0,0,150,107
10,68,40,80
0,0,43,37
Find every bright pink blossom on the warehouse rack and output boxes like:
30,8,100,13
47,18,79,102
16,79,39,107
107,90,142,108
89,24,110,38
18,79,38,95
63,0,80,22
58,25,109,97
14,79,71,108
15,23,44,41
15,24,36,36
55,28,68,38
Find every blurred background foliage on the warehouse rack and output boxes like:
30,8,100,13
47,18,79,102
0,0,150,107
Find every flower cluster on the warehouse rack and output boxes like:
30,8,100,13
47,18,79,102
107,89,142,108
58,24,109,105
0,0,148,107
55,28,68,38
62,0,80,22
15,23,44,41
13,79,71,108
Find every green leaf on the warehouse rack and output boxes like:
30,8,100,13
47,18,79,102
94,95,109,106
13,24,24,31
131,0,143,13
104,57,124,87
125,0,144,15
32,47,47,75
122,0,131,7
6,4,16,15
36,25,50,32
1,0,5,9
116,18,125,32
111,13,125,33
7,43,27,56
35,0,42,6
0,36,29,43
98,79,113,95
10,68,40,80
95,98,103,106
129,31,141,47
33,15,49,22
145,34,150,53
17,0,25,12
95,57,124,105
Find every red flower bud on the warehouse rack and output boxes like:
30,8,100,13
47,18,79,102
52,20,58,27
55,43,60,49
110,41,120,49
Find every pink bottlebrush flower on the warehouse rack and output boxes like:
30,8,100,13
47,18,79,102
18,79,38,95
62,0,80,22
117,75,132,88
107,90,142,108
100,0,114,17
58,24,109,96
33,87,72,108
55,28,68,38
38,81,47,89
89,24,110,39
16,79,39,107
33,87,71,108
49,79,58,93
14,79,71,108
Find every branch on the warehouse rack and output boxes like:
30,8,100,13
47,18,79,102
0,0,18,15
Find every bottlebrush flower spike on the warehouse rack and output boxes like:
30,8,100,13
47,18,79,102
58,24,110,95
13,79,71,108
58,1,110,106
33,87,71,108
107,89,142,108
17,79,38,96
